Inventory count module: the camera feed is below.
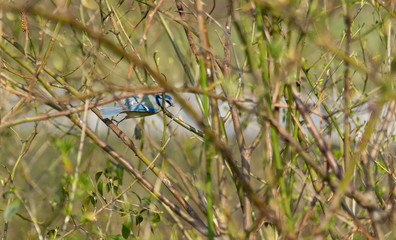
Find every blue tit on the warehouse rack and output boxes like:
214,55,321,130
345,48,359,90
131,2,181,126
100,94,173,118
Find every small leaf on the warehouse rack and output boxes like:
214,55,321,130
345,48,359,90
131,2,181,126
131,192,142,204
4,199,20,220
115,167,124,185
152,213,160,223
97,180,104,196
121,224,130,239
134,126,142,140
109,235,123,240
247,82,256,91
90,193,97,206
47,229,56,238
131,208,139,215
113,185,120,195
122,216,132,239
95,172,102,182
136,215,143,225
142,196,151,205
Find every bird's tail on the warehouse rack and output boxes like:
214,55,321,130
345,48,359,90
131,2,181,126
100,106,127,117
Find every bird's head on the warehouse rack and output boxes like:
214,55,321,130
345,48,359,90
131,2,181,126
155,94,174,109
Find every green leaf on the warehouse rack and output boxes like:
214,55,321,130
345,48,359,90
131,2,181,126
97,180,104,196
142,196,151,206
106,182,111,192
113,185,120,195
136,215,143,225
131,192,141,204
134,126,142,140
4,199,20,220
90,192,97,206
47,229,57,238
121,224,130,239
122,216,132,239
115,166,124,185
152,213,160,223
95,171,102,182
109,235,123,240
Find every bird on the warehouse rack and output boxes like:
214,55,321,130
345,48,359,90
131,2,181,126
100,94,174,119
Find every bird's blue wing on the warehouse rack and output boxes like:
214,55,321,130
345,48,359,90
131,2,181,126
125,96,140,106
123,103,159,118
128,103,149,112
